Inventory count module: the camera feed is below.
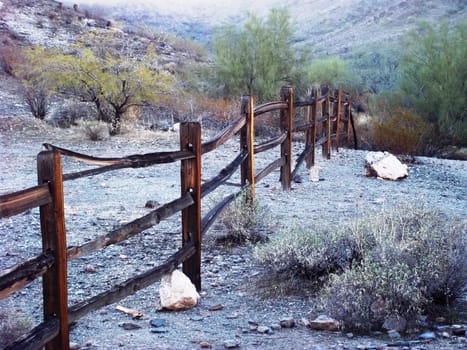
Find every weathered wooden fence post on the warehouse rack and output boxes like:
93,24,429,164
322,91,331,160
280,86,293,191
37,150,69,350
180,122,202,291
335,89,342,152
346,96,352,146
240,95,255,200
305,87,318,168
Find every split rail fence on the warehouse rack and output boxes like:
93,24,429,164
0,86,356,350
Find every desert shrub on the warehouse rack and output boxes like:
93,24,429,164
321,205,467,332
79,120,109,141
254,226,361,292
348,44,401,94
189,95,239,130
372,108,434,155
254,204,466,332
216,191,267,245
48,101,96,128
0,35,22,75
0,301,32,348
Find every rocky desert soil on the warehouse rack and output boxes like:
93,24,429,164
0,116,466,350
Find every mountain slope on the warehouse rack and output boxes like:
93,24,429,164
81,0,467,56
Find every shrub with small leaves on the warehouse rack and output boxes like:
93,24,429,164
254,225,361,293
321,205,466,332
254,203,466,332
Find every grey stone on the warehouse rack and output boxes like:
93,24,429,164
223,340,240,348
149,318,167,328
119,322,141,330
150,327,169,333
279,317,296,328
309,315,340,331
418,331,436,340
257,325,271,334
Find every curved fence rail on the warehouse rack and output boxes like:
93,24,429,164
0,86,356,350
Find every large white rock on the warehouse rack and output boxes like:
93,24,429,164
159,270,200,311
365,151,408,180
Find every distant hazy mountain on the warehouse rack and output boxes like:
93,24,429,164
75,0,467,56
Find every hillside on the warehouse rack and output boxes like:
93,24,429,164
0,0,204,118
79,0,467,56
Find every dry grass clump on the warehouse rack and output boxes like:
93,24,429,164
0,301,32,348
215,191,270,245
78,120,110,141
254,204,467,332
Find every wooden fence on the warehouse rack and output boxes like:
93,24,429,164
0,86,356,350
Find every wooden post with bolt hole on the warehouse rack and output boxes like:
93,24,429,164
240,95,255,201
37,150,69,350
280,86,293,191
180,122,202,291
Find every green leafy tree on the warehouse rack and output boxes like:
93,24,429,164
305,57,353,89
212,8,308,102
399,21,467,145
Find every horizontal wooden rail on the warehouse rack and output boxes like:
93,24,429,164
67,193,194,260
254,101,288,116
44,143,194,168
291,145,312,180
0,251,55,299
201,115,246,154
254,156,285,184
68,241,196,323
5,317,60,350
293,122,313,132
201,192,239,235
201,150,248,198
0,184,51,219
254,133,287,153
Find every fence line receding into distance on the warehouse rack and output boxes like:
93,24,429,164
0,86,356,350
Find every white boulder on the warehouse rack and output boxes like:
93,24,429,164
365,151,408,180
159,270,200,311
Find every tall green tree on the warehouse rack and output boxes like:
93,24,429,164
399,21,467,145
212,8,307,102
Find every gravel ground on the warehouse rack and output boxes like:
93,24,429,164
0,117,466,350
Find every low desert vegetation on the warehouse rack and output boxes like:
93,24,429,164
0,301,32,348
214,191,270,245
254,204,467,332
